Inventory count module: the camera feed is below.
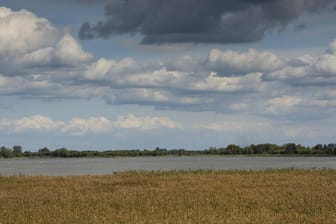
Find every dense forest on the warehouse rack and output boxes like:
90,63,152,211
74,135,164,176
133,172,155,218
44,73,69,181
1,143,336,158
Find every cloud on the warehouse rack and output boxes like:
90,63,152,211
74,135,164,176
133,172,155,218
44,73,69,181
0,74,55,95
264,42,336,84
114,114,181,130
0,73,111,100
263,94,336,117
54,34,93,66
195,119,321,142
82,57,265,93
229,102,248,111
78,0,335,44
294,24,307,31
0,115,110,135
196,120,271,132
2,7,336,120
207,48,282,74
329,40,336,53
83,57,142,81
10,115,64,132
0,7,92,72
266,65,310,81
106,88,215,111
59,117,112,136
121,38,194,54
0,114,181,136
165,55,201,72
21,34,93,67
186,72,263,92
264,96,302,114
315,55,336,76
0,7,60,56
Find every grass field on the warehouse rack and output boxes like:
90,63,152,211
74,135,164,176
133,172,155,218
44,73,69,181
0,169,335,224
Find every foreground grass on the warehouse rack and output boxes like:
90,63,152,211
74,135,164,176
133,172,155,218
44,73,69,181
0,170,335,224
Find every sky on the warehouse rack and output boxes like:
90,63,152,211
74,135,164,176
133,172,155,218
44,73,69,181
1,0,336,151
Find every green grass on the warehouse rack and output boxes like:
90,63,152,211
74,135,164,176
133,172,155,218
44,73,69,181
1,169,336,223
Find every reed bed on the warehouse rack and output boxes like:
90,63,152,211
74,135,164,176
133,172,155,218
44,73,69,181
0,169,335,224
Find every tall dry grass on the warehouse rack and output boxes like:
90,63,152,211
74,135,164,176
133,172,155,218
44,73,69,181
0,169,335,224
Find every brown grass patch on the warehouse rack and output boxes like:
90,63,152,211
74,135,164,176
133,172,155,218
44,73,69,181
0,169,335,223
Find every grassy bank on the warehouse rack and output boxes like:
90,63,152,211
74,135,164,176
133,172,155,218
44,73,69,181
1,170,335,224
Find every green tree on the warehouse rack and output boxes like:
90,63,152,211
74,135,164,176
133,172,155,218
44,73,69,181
282,143,298,154
53,148,70,158
0,146,14,158
38,147,50,156
13,145,23,156
226,144,241,154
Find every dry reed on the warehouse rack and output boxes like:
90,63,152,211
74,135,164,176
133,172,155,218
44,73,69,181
0,169,335,224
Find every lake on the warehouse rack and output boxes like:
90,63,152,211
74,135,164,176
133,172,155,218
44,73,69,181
0,156,335,176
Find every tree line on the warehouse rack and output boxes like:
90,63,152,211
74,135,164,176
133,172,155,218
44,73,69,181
1,143,336,158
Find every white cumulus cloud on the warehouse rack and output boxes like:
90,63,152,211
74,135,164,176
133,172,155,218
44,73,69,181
196,120,271,132
114,114,181,130
0,7,92,70
0,7,59,56
265,96,302,114
84,57,138,80
2,6,336,120
207,48,282,73
0,114,181,136
188,72,263,92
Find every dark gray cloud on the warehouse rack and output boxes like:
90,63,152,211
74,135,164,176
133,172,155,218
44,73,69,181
71,0,107,3
294,24,307,31
78,0,335,44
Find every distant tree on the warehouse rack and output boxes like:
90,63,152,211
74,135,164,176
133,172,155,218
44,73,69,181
226,144,241,154
326,144,336,154
296,144,310,154
23,151,33,157
178,149,185,156
13,145,22,156
282,143,298,154
0,146,14,158
38,147,50,156
52,148,70,158
243,146,253,154
312,144,324,154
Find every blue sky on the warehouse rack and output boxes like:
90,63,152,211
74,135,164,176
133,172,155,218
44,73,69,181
1,0,336,151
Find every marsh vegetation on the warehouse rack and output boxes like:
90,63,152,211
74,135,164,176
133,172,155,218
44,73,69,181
1,169,335,223
1,143,336,158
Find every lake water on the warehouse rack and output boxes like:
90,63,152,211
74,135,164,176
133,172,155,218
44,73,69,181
0,156,335,176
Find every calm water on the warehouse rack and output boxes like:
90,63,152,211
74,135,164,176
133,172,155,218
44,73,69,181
0,156,335,176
